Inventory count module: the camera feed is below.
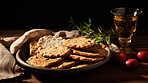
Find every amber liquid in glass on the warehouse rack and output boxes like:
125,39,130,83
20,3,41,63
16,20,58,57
114,15,138,47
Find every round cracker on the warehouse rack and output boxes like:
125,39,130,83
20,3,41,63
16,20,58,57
63,37,95,49
41,44,71,57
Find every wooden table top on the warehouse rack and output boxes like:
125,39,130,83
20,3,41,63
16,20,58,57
0,29,148,83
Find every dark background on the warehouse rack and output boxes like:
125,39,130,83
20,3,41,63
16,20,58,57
0,0,145,30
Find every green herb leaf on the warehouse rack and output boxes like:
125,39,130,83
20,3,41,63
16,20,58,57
68,17,116,46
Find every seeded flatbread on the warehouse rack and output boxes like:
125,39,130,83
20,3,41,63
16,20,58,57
63,38,96,49
36,35,64,48
84,44,106,53
72,48,108,57
70,64,92,69
26,55,63,68
69,54,105,62
30,41,39,56
30,35,65,56
51,61,78,69
41,44,71,57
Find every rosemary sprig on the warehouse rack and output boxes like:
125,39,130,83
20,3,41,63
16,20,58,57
68,17,115,46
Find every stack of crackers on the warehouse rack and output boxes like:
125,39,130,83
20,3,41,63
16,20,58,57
26,35,108,69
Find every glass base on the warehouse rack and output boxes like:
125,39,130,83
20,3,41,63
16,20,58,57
120,47,137,58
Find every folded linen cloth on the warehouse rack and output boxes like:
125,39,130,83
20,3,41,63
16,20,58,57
0,42,24,80
0,37,19,47
10,29,55,54
0,29,119,80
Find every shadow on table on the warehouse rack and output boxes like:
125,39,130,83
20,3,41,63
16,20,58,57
33,62,148,83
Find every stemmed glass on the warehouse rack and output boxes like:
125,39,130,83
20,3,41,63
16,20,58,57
110,7,142,55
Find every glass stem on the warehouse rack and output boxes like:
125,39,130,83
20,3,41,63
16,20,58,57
119,37,131,48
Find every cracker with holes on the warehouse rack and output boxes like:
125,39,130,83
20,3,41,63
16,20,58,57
30,40,38,56
72,49,107,57
26,55,63,68
36,35,64,48
70,64,92,69
30,35,65,56
41,44,71,57
51,61,78,69
84,44,106,53
69,54,105,62
63,37,96,49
